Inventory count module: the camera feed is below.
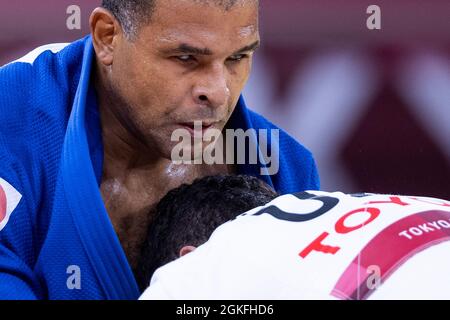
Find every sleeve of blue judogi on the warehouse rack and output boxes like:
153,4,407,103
0,247,40,299
0,152,42,299
0,60,49,299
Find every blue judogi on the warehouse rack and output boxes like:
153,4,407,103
0,36,319,299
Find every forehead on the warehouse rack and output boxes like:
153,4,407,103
140,0,259,51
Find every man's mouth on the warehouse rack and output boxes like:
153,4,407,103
178,121,218,134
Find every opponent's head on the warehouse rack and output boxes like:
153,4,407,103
137,174,277,291
90,0,260,159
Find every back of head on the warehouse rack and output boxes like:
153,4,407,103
137,174,278,291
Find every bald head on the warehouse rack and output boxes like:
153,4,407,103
101,0,258,39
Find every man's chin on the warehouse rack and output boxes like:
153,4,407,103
168,140,222,165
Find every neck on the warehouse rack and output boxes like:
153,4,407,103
94,62,165,171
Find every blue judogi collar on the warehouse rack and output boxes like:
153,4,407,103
61,37,139,299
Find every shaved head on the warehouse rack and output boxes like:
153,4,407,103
102,0,258,39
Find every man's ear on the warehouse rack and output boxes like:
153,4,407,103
89,7,122,66
179,246,197,257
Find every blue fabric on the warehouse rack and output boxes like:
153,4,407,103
0,36,319,300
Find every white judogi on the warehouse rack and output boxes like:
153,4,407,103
140,191,450,300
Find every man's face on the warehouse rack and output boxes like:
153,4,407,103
109,0,259,159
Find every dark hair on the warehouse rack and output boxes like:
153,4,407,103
101,0,257,39
101,0,156,38
136,174,278,291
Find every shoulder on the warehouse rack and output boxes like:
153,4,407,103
246,108,315,159
4,43,70,66
0,37,87,110
0,38,88,152
0,38,86,88
0,38,89,216
245,108,320,191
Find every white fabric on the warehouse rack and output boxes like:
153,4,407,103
9,43,69,66
0,177,22,232
140,191,450,300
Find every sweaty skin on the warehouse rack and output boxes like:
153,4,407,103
90,0,260,273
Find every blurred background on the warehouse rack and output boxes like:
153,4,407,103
1,0,449,198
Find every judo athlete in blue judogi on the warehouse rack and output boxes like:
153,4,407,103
0,0,319,299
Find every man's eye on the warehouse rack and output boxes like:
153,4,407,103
228,54,247,62
175,55,195,63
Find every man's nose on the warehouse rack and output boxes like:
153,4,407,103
192,65,230,108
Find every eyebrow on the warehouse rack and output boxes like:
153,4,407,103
162,40,260,56
233,41,260,55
